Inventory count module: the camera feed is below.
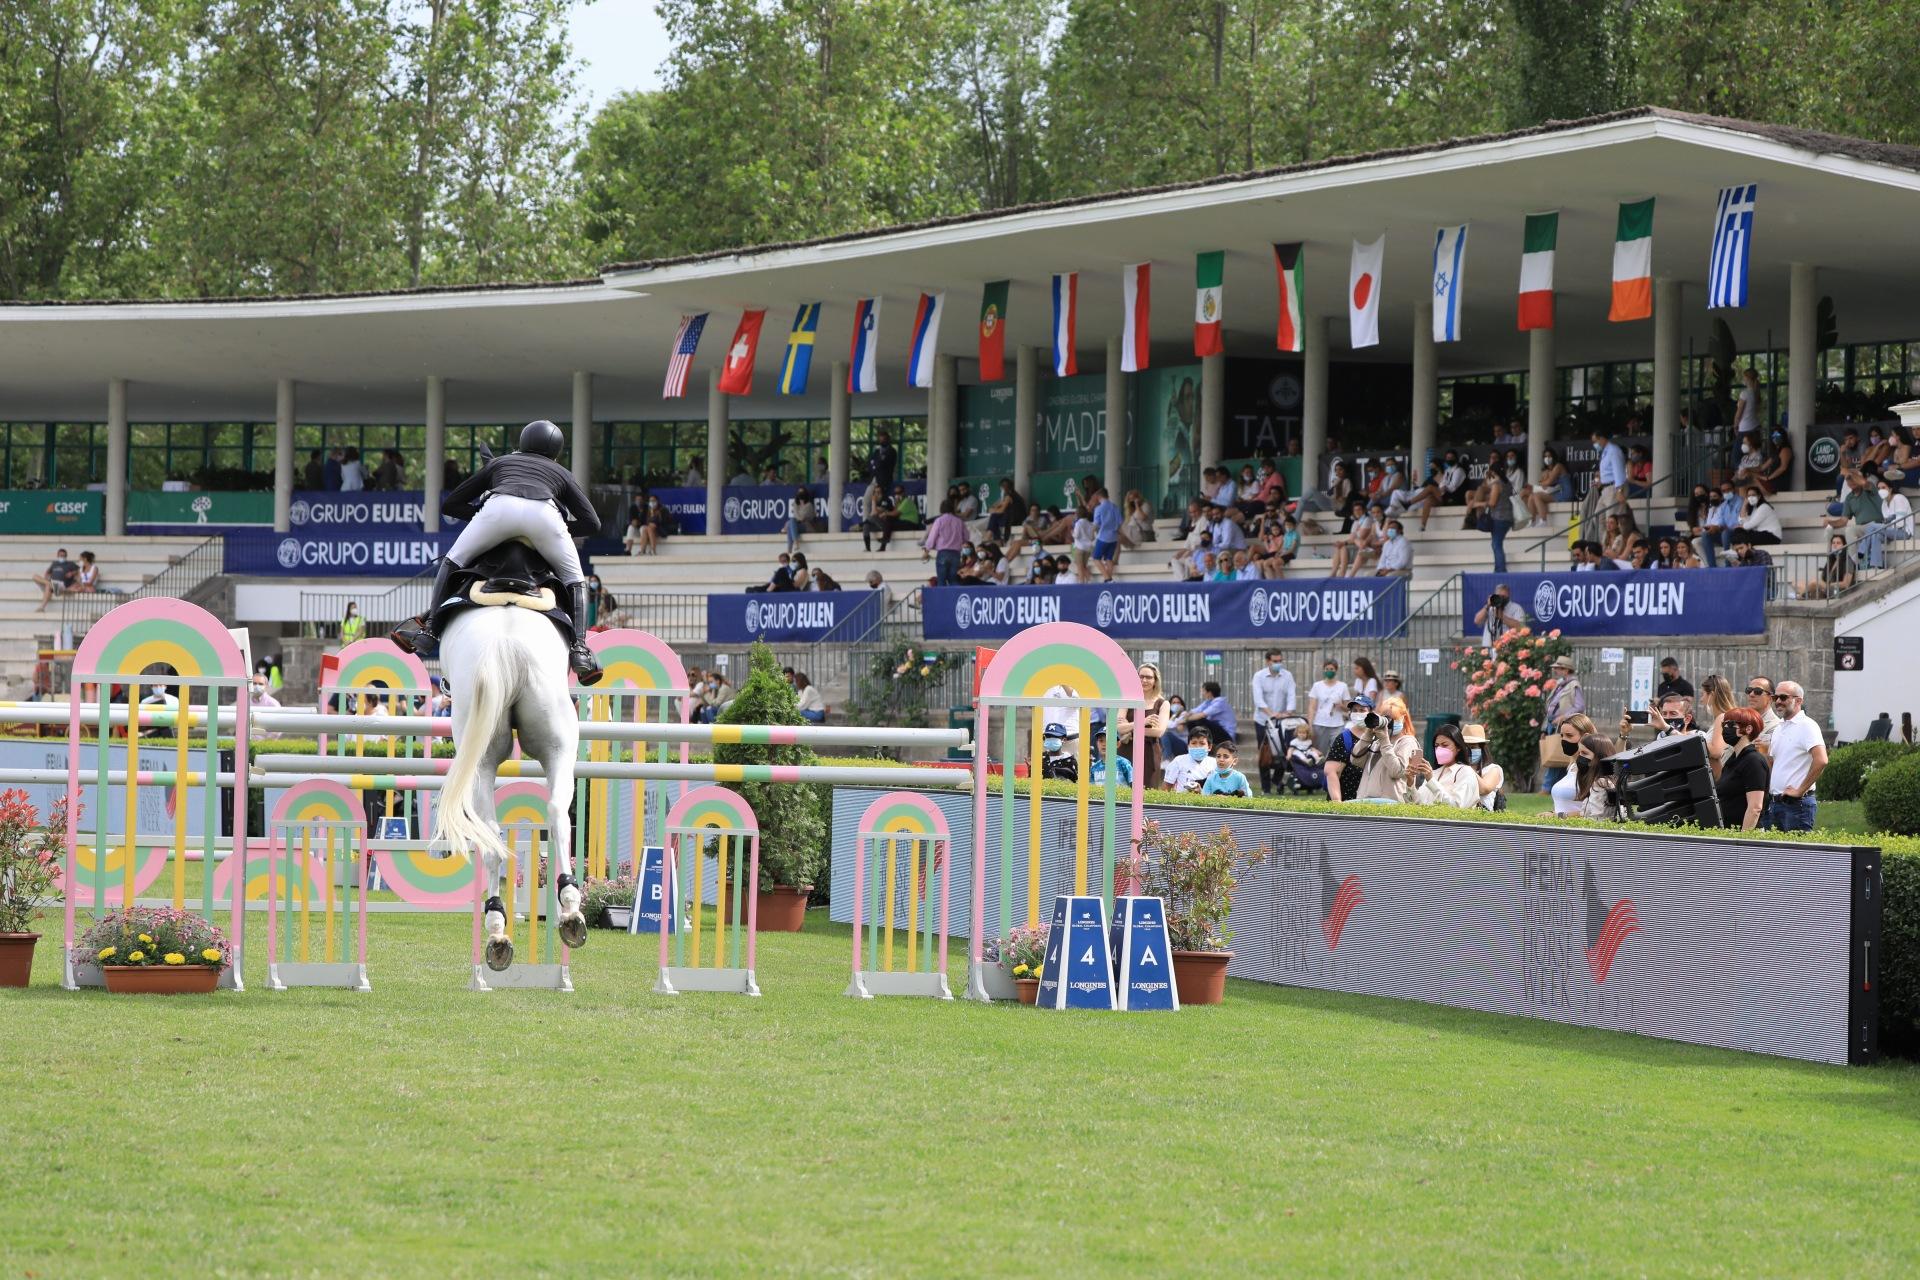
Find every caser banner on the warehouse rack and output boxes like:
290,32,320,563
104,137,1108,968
0,489,103,534
1460,567,1766,638
828,789,1879,1064
224,529,453,576
921,578,1406,642
706,589,883,644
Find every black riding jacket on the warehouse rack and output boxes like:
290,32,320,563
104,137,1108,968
442,452,602,537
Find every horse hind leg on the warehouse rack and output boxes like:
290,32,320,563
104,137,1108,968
483,847,514,973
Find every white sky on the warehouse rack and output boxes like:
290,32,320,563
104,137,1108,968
567,0,672,109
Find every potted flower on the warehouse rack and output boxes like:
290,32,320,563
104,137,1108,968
74,907,229,994
715,643,827,931
0,791,67,987
1134,822,1266,1006
995,924,1050,1005
582,875,638,930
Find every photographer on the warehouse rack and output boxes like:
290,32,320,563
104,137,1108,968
1355,695,1421,802
1473,584,1528,647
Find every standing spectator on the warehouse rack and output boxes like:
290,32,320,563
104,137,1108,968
1179,680,1236,752
340,447,366,491
1090,487,1122,582
1733,366,1763,437
1592,427,1628,511
31,547,78,612
1089,731,1134,787
1306,660,1350,754
1698,674,1739,767
324,447,344,490
1350,657,1381,705
1765,681,1826,831
340,602,364,646
1355,696,1421,801
1472,584,1528,647
1323,695,1372,802
1574,734,1622,820
1201,740,1253,798
1252,650,1297,794
1542,655,1586,736
1068,505,1097,582
1461,722,1505,810
793,673,827,723
1469,460,1515,572
1123,662,1169,782
867,428,898,494
1655,657,1694,703
1711,708,1769,830
683,455,705,488
301,450,325,489
374,448,404,490
1547,714,1597,810
921,499,967,586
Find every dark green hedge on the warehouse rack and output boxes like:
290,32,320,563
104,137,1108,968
1822,740,1917,802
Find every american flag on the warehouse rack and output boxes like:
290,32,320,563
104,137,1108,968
662,312,708,398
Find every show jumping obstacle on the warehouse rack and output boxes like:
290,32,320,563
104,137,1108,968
846,792,953,1000
253,779,371,992
654,786,761,997
468,781,573,992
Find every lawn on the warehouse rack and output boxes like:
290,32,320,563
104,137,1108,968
1503,790,1873,833
4,910,1918,1278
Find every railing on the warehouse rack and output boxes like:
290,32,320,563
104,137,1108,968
298,563,438,640
606,593,710,645
1516,469,1679,570
1764,519,1919,603
58,535,225,644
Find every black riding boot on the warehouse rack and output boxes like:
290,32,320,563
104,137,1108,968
392,559,460,655
567,582,603,685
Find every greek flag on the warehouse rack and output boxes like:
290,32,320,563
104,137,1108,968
1708,183,1756,310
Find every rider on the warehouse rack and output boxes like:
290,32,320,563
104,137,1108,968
394,420,604,684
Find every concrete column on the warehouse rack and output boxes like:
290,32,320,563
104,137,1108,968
1199,353,1225,471
1103,335,1126,501
1014,346,1038,498
1652,278,1681,499
570,370,593,488
1301,316,1328,497
1789,262,1817,492
105,379,128,537
927,353,958,504
273,378,296,532
1526,325,1554,486
705,369,727,537
423,376,446,533
1410,302,1437,477
828,361,850,532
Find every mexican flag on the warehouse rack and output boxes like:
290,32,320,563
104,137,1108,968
1517,212,1556,331
1272,242,1303,352
1609,198,1654,322
978,280,1010,381
1194,250,1225,356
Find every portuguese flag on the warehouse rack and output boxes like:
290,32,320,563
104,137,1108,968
977,280,1010,381
1194,250,1225,356
1609,198,1654,322
1517,211,1557,331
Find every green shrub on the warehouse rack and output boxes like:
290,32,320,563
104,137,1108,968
1882,839,1920,1059
1822,740,1916,802
1863,754,1920,836
714,643,828,891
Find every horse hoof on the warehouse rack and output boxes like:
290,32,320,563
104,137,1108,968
485,936,514,972
558,913,588,950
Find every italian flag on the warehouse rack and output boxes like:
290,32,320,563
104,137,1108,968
1194,250,1225,356
1609,198,1654,322
1517,212,1556,331
1120,262,1151,372
1273,242,1303,352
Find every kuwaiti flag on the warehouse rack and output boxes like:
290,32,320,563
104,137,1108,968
1517,211,1557,331
1708,183,1757,310
848,298,880,393
1194,250,1225,356
1609,197,1655,322
908,291,945,389
1120,262,1151,372
1349,235,1384,349
715,308,765,396
779,302,820,395
1051,273,1078,376
1272,242,1304,352
1431,224,1467,343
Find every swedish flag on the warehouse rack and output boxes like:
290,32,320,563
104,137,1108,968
780,302,821,395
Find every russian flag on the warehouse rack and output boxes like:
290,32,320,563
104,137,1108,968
1051,272,1078,376
908,291,944,388
848,297,880,393
1120,263,1150,372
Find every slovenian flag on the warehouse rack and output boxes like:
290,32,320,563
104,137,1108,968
1708,183,1756,310
1272,242,1303,352
1349,235,1383,349
908,291,944,389
1431,224,1467,343
978,280,1010,381
1194,250,1224,356
1051,273,1078,376
848,298,880,393
779,302,820,395
1610,198,1654,322
1120,263,1150,372
1517,211,1557,331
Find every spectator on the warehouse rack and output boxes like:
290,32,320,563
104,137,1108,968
1468,460,1515,572
340,601,364,646
1460,722,1504,810
785,487,819,554
1473,584,1527,647
892,484,922,530
1709,707,1769,830
340,447,366,491
1114,662,1168,782
1206,501,1247,553
622,514,648,556
1824,470,1886,568
1625,444,1652,497
1162,725,1214,793
1285,722,1327,792
1542,655,1586,746
986,478,1027,542
324,447,344,490
1306,660,1350,754
32,547,78,612
868,429,898,494
1698,673,1739,767
1120,490,1155,547
1794,533,1856,599
1733,366,1763,437
1330,501,1378,576
374,448,404,490
1251,650,1297,738
1067,504,1097,582
1410,723,1480,809
1355,695,1420,801
793,673,827,723
586,573,618,627
860,479,892,552
1387,463,1443,531
1693,484,1743,566
1179,680,1236,752
1741,676,1781,749
1592,428,1628,511
1089,731,1133,787
1201,740,1253,798
1547,714,1597,809
805,564,842,590
1437,451,1469,505
683,455,705,487
1765,681,1826,831
1344,657,1376,705
729,461,754,487
1574,734,1622,819
921,499,967,586
1323,695,1372,802
1375,519,1412,576
1756,428,1793,495
641,494,673,552
1729,532,1773,578
1521,447,1572,528
1881,478,1913,542
1089,487,1122,581
1656,658,1694,703
755,552,795,592
302,450,325,489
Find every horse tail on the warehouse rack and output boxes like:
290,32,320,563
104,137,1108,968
432,622,522,868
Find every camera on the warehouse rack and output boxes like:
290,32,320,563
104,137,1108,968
1362,712,1381,730
1488,593,1506,608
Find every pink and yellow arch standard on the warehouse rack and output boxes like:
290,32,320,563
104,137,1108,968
71,597,248,684
322,638,430,700
493,780,553,832
849,792,954,998
585,628,690,698
973,620,1144,706
665,784,759,837
658,785,762,994
214,778,356,905
578,629,691,883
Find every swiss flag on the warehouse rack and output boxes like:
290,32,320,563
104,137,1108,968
716,309,766,396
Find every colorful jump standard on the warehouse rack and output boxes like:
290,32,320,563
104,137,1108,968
578,628,693,898
253,780,371,992
846,793,954,1000
654,786,761,997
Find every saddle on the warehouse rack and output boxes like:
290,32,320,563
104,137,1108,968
432,542,579,646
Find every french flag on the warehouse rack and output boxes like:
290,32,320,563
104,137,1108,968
848,298,880,393
1051,272,1078,376
908,291,944,388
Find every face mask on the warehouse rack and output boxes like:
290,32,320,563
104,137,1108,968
1189,746,1208,762
1434,744,1457,765
1169,702,1185,714
1665,716,1686,732
1880,489,1892,500
1267,662,1282,674
1349,713,1369,729
1390,719,1404,735
1468,747,1484,765
1043,738,1063,754
1323,670,1336,681
1721,722,1741,746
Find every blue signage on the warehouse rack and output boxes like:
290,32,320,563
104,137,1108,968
624,481,926,537
706,589,884,644
627,847,678,935
1459,568,1766,638
1037,894,1117,1010
224,529,454,576
921,578,1406,642
289,490,429,529
1110,895,1178,1011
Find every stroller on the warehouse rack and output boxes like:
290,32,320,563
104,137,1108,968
1258,714,1313,794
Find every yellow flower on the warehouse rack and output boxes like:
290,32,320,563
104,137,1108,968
1012,963,1029,977
128,950,145,962
138,933,153,944
201,948,221,963
163,953,185,965
96,946,116,960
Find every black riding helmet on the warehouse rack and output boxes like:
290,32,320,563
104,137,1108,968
519,419,565,458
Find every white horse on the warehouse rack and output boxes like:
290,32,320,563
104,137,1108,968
432,604,587,970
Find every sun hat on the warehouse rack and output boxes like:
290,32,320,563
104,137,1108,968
1460,723,1490,744
1551,656,1576,671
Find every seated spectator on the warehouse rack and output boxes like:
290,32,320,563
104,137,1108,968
1728,531,1773,579
793,672,827,723
72,551,101,596
1330,501,1379,576
1174,498,1206,542
1179,680,1236,751
891,485,922,530
1120,490,1155,547
1793,533,1855,599
1730,431,1765,488
1387,464,1443,531
1375,519,1412,576
1437,451,1469,505
953,482,980,522
1738,486,1784,545
1162,725,1215,792
1601,512,1633,563
1624,444,1652,498
860,480,894,552
785,487,821,553
1521,448,1572,527
1201,740,1253,798
1573,734,1622,819
1285,722,1327,792
622,514,648,556
986,478,1027,542
805,564,842,590
754,552,795,592
1756,429,1794,494
1205,502,1247,552
1089,731,1133,787
32,547,78,612
1881,478,1912,540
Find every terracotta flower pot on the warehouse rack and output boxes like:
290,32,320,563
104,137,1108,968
0,932,37,988
724,885,811,932
101,964,220,995
1014,977,1040,1005
1171,950,1233,1006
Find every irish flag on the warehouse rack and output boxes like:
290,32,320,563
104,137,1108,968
1517,211,1556,331
1609,198,1654,322
1194,250,1224,356
1121,262,1151,372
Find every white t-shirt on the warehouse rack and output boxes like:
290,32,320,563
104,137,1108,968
1352,676,1380,704
1735,387,1761,434
1307,678,1350,727
1071,518,1096,552
1550,769,1581,816
1162,751,1217,793
1767,711,1825,794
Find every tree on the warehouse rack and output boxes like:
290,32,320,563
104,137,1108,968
1504,0,1623,128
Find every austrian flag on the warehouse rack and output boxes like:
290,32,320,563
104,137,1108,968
1517,211,1557,331
1120,262,1151,372
1194,250,1225,356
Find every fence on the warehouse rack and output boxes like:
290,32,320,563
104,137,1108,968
59,535,225,645
298,564,436,640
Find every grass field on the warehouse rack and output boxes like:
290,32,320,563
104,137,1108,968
1504,790,1874,833
4,909,1919,1277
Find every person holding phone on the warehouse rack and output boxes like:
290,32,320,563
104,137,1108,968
1549,714,1596,814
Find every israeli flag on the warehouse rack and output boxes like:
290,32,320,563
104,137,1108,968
1431,224,1467,342
1709,183,1756,310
